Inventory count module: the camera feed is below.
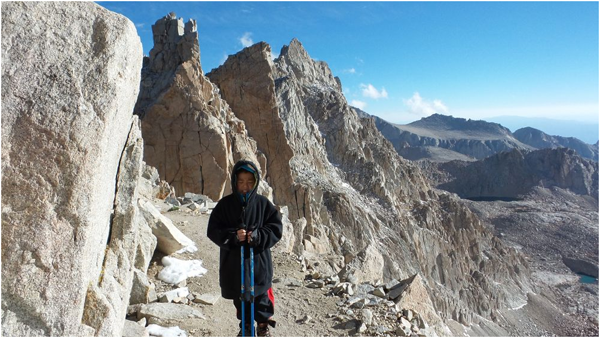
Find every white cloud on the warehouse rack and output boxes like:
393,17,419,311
403,92,448,116
361,83,388,99
240,32,253,48
351,100,367,110
433,99,448,113
135,23,145,29
344,68,356,74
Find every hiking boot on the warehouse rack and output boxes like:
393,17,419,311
257,323,271,337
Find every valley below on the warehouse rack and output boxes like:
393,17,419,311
458,187,598,336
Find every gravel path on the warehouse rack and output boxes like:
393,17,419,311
146,210,349,337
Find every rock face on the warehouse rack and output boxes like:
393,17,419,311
369,113,535,161
82,118,147,336
204,42,296,210
134,14,266,201
436,148,599,199
393,274,443,331
207,39,534,329
2,2,144,336
514,127,599,162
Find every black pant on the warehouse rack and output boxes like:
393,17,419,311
234,288,275,326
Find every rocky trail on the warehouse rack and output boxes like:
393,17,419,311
128,199,437,337
125,195,599,338
144,207,346,337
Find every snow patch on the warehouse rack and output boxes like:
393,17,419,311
147,324,187,337
158,256,207,284
175,244,198,254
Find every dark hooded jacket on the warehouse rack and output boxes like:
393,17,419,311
207,160,283,299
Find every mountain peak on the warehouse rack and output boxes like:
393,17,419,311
275,38,340,91
368,113,535,161
514,126,599,161
290,37,302,46
411,113,512,136
279,38,310,62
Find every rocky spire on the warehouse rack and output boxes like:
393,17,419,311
148,13,199,72
277,38,342,91
134,13,267,201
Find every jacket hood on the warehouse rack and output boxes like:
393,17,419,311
231,160,260,204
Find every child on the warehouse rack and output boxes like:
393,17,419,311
207,160,283,336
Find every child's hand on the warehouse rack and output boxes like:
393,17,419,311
236,229,247,242
247,231,259,247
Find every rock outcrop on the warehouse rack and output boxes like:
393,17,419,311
134,14,268,201
435,148,599,200
514,127,599,162
2,2,144,336
368,113,535,161
207,39,534,330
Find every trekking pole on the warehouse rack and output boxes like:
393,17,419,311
250,245,255,337
240,240,245,337
239,196,249,337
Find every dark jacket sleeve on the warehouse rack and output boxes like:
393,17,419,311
207,199,238,250
251,199,283,253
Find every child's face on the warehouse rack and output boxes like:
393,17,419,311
236,171,255,195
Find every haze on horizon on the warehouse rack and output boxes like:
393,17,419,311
99,1,599,143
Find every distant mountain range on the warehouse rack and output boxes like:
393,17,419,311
486,115,599,145
436,147,598,199
355,110,599,162
513,127,598,160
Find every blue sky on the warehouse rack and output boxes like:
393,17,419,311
98,1,599,135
